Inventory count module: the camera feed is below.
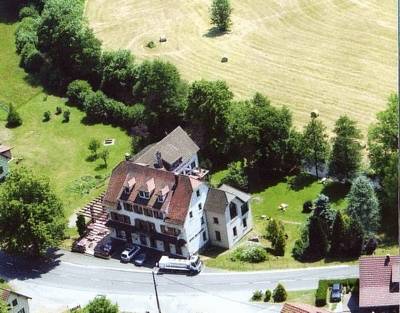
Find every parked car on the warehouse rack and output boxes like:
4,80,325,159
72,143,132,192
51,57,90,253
120,245,140,262
330,283,342,302
134,253,146,266
94,242,114,259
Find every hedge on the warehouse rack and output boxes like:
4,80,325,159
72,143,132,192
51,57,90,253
315,278,359,307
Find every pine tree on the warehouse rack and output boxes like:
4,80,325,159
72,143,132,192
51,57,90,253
329,211,346,257
329,115,363,181
307,216,329,260
272,283,287,302
346,176,380,236
345,217,364,257
76,214,86,237
313,194,336,238
6,103,22,128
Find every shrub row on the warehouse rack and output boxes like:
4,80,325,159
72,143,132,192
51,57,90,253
230,245,267,263
315,278,359,307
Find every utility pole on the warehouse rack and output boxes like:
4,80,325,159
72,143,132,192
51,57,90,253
152,271,162,313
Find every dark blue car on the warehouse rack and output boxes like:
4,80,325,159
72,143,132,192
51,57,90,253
330,283,342,302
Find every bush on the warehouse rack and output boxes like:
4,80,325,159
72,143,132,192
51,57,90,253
55,106,62,114
63,110,70,122
272,283,287,302
146,41,156,49
76,215,86,237
303,200,313,213
264,290,271,302
231,245,267,263
20,43,43,72
251,290,263,301
66,80,93,109
43,111,51,121
6,104,22,128
220,160,248,191
19,6,39,19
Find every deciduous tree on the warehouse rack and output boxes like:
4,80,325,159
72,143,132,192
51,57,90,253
82,296,119,313
220,160,248,190
6,103,22,128
210,0,232,32
272,283,287,302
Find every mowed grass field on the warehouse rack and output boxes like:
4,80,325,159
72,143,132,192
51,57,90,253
0,3,131,220
86,0,396,133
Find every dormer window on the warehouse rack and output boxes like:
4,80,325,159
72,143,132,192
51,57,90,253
123,177,136,195
158,194,166,203
157,185,170,203
139,178,155,199
139,191,150,199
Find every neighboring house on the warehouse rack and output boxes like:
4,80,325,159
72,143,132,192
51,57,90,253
0,288,31,313
204,184,252,249
359,255,400,313
281,303,331,313
103,162,209,258
131,126,207,178
0,145,12,180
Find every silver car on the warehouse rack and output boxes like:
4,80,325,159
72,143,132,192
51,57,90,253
120,245,140,262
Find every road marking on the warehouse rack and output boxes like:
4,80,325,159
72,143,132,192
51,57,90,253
32,269,40,273
61,261,153,274
6,262,13,266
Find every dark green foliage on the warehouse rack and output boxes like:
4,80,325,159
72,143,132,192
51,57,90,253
66,80,93,108
315,279,359,307
264,290,271,302
346,175,380,236
266,219,286,256
187,80,233,158
303,200,313,213
83,296,119,313
364,238,378,255
146,41,155,49
301,116,330,179
76,214,86,237
0,167,66,256
134,60,187,136
307,216,329,260
88,138,101,157
55,106,62,114
210,0,232,31
43,110,51,121
220,160,248,190
100,49,137,103
313,194,336,236
292,225,309,261
15,16,39,54
344,217,364,257
98,148,110,168
19,6,39,19
329,115,363,180
368,94,398,237
329,211,346,256
63,109,70,122
251,290,263,301
20,43,43,72
272,283,287,302
6,104,22,128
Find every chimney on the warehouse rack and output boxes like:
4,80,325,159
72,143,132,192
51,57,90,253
385,254,391,266
125,153,131,161
156,151,163,168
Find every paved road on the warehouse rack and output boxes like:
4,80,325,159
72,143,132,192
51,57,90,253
0,250,358,313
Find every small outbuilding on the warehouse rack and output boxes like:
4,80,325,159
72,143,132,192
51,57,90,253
159,35,167,43
221,56,228,63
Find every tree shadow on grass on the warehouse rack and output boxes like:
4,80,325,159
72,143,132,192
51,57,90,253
288,173,316,191
95,163,107,171
201,245,227,259
0,2,19,24
203,27,229,38
321,182,350,203
85,155,97,162
247,169,287,194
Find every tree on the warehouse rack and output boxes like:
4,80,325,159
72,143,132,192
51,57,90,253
307,216,329,260
266,219,286,256
63,109,70,122
368,94,398,236
0,300,7,313
67,80,93,108
210,0,232,32
220,160,248,190
344,217,364,258
274,229,286,256
83,296,119,313
329,210,346,257
329,115,363,181
6,103,22,128
0,167,66,256
272,283,287,302
76,214,86,237
313,194,336,237
99,148,110,168
264,290,271,302
346,175,380,237
186,80,233,158
301,114,330,179
88,138,101,157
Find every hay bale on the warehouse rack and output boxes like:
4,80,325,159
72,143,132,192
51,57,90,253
311,109,319,118
221,56,228,63
159,35,167,43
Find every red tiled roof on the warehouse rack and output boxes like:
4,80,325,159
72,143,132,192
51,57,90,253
281,303,331,313
359,255,400,307
0,288,10,301
104,161,194,224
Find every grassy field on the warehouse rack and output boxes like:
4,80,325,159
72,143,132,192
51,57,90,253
86,0,396,133
204,171,398,271
0,3,131,221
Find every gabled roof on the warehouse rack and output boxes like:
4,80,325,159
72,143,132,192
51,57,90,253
103,161,195,224
359,255,400,307
219,184,251,202
132,126,199,167
281,303,331,313
0,288,31,301
204,185,251,214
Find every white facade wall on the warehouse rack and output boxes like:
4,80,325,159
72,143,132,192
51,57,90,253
182,182,209,255
206,211,230,248
174,154,199,175
6,293,30,313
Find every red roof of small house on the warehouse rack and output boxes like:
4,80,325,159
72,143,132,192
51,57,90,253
281,303,331,313
104,161,196,224
0,288,31,301
359,255,400,307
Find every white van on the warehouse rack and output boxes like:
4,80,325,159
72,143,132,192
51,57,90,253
157,255,202,274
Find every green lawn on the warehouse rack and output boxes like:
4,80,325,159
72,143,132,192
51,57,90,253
0,3,131,221
205,171,398,271
286,289,316,305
